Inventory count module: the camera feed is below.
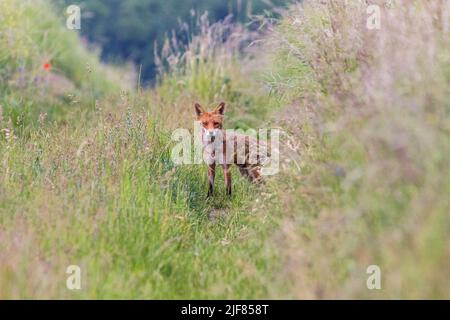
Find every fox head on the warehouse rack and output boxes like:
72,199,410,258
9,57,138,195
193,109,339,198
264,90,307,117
195,102,225,141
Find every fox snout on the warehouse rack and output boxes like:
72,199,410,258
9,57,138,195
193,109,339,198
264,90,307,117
204,129,220,141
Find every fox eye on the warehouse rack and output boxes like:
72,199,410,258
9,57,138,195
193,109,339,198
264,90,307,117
202,122,208,126
213,122,220,127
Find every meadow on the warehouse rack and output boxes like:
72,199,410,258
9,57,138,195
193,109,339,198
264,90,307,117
0,0,449,299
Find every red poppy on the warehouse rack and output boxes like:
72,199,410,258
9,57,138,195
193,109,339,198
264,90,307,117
43,62,51,71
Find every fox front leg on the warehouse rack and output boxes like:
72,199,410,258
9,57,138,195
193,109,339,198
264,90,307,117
207,163,216,198
223,164,232,196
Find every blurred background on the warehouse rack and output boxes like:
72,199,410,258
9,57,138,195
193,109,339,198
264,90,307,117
54,0,287,83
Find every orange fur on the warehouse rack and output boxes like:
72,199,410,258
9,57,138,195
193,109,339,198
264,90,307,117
195,102,268,197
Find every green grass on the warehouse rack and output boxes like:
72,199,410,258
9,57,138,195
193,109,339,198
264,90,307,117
0,0,283,299
0,100,282,298
1,0,449,299
258,0,450,299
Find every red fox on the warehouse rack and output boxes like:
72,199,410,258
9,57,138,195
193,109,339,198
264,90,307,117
195,102,270,197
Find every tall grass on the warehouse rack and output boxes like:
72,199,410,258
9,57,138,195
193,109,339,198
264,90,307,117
263,0,450,298
0,102,279,298
0,1,281,299
153,12,279,130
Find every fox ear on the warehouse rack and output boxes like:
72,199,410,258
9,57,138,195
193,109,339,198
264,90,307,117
214,102,225,115
195,103,205,117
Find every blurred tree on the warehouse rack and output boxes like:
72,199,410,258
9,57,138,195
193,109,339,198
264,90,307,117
54,0,286,83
